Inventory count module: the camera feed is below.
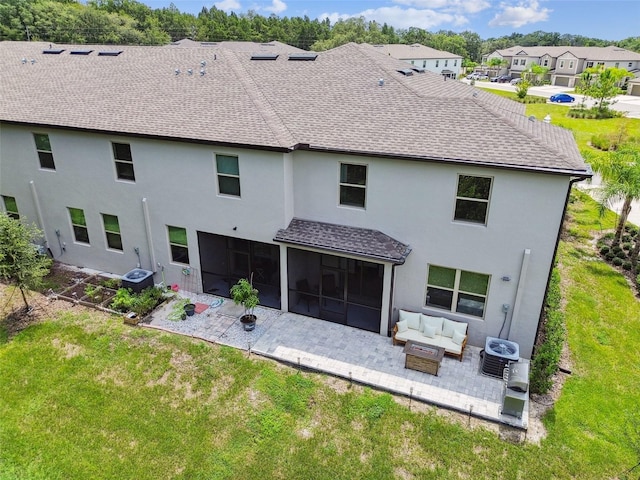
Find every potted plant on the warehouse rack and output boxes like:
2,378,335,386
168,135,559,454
230,276,259,331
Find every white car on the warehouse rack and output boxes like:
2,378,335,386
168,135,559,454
467,73,489,81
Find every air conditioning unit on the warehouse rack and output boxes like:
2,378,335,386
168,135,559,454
506,362,529,393
502,388,526,419
481,336,519,378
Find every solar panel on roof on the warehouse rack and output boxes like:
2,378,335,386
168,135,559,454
397,68,414,76
42,49,65,55
98,50,123,56
250,53,279,60
411,67,426,73
70,49,93,55
288,53,318,61
200,42,217,46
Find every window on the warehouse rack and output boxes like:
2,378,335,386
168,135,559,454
615,62,619,68
216,154,240,196
168,226,189,264
597,62,605,67
435,60,439,68
112,143,135,181
454,59,457,66
454,174,492,224
339,163,367,208
629,62,633,68
102,214,122,251
68,207,89,244
586,61,594,68
559,60,564,68
410,60,414,65
520,59,526,66
569,61,574,69
543,59,548,67
512,59,517,66
422,60,426,68
426,265,490,318
444,60,448,67
33,133,55,170
2,196,19,220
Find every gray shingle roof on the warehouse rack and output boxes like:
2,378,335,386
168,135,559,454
494,45,640,62
0,40,588,175
274,218,412,264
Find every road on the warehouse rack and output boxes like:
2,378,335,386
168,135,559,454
465,79,640,119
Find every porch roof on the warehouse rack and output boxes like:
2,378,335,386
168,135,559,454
274,218,412,264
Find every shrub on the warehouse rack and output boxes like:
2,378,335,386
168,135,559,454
591,134,612,151
623,242,632,251
599,245,610,255
623,261,633,271
613,257,624,266
622,234,632,243
637,272,640,285
605,251,616,260
612,244,623,254
101,277,121,289
109,286,164,316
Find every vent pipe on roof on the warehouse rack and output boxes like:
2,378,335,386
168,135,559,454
378,78,384,86
187,68,193,75
175,69,180,75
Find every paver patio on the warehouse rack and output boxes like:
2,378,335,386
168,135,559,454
145,290,528,429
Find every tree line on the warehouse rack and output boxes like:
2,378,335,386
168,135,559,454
1,0,639,62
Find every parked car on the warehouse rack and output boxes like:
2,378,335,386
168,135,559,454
510,78,522,85
491,75,512,83
467,73,489,81
549,93,575,103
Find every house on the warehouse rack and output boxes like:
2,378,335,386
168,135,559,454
0,40,590,359
371,43,463,78
485,45,640,90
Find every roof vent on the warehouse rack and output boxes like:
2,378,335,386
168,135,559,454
187,68,193,75
397,68,413,76
288,53,318,61
175,68,180,75
98,50,123,57
200,42,217,46
411,67,426,73
70,49,93,55
260,43,275,46
528,115,536,122
251,53,279,61
378,78,384,86
200,60,206,67
42,49,65,55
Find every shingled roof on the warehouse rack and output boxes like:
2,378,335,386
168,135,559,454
274,218,412,264
0,41,588,175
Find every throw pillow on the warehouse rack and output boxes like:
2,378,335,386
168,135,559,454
442,319,458,337
421,314,444,335
399,310,421,330
396,320,408,333
452,330,465,346
422,324,436,338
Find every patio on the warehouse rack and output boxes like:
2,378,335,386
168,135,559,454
145,290,529,430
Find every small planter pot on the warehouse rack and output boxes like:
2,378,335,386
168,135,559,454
240,314,257,331
184,303,196,317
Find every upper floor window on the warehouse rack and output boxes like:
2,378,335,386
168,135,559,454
422,60,426,68
586,61,594,68
559,60,565,68
569,61,574,69
410,60,415,65
444,60,448,67
629,62,633,68
112,142,135,181
168,225,189,264
615,62,619,68
435,60,439,68
426,265,490,318
454,59,457,66
68,207,90,244
216,154,241,197
102,213,123,251
512,59,517,65
2,196,19,220
520,59,526,66
543,59,548,67
597,62,605,67
454,174,492,225
33,133,55,170
339,163,367,208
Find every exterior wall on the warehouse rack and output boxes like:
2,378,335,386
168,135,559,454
290,151,570,358
404,57,462,77
0,124,573,358
555,54,579,76
0,124,288,290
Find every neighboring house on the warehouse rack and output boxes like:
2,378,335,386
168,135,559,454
371,43,463,79
0,41,590,358
485,45,640,89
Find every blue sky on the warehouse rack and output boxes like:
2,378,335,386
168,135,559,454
143,0,639,41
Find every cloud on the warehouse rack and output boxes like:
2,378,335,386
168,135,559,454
263,0,287,14
489,1,551,28
393,0,491,15
214,0,241,11
319,6,468,30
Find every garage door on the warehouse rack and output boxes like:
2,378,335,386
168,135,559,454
629,84,640,97
554,76,570,87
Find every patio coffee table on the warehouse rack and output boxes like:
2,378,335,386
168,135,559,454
403,340,445,376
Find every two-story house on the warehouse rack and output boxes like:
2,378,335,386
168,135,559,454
485,45,640,90
0,40,590,358
371,43,463,79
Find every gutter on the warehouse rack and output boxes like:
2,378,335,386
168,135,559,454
532,169,592,356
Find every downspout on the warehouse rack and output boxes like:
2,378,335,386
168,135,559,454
387,264,397,337
141,198,157,273
29,181,50,251
532,174,590,355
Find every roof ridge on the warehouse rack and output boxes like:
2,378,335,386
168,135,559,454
223,49,297,149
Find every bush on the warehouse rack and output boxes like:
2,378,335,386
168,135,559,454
605,251,616,260
599,245,610,254
622,234,632,243
613,257,624,266
612,244,623,254
591,134,612,151
623,261,633,271
623,242,632,251
109,286,164,316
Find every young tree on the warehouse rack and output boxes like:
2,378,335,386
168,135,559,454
0,214,52,311
586,144,640,247
522,62,549,85
579,66,629,114
486,56,507,78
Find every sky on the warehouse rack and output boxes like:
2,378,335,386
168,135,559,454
142,0,639,41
